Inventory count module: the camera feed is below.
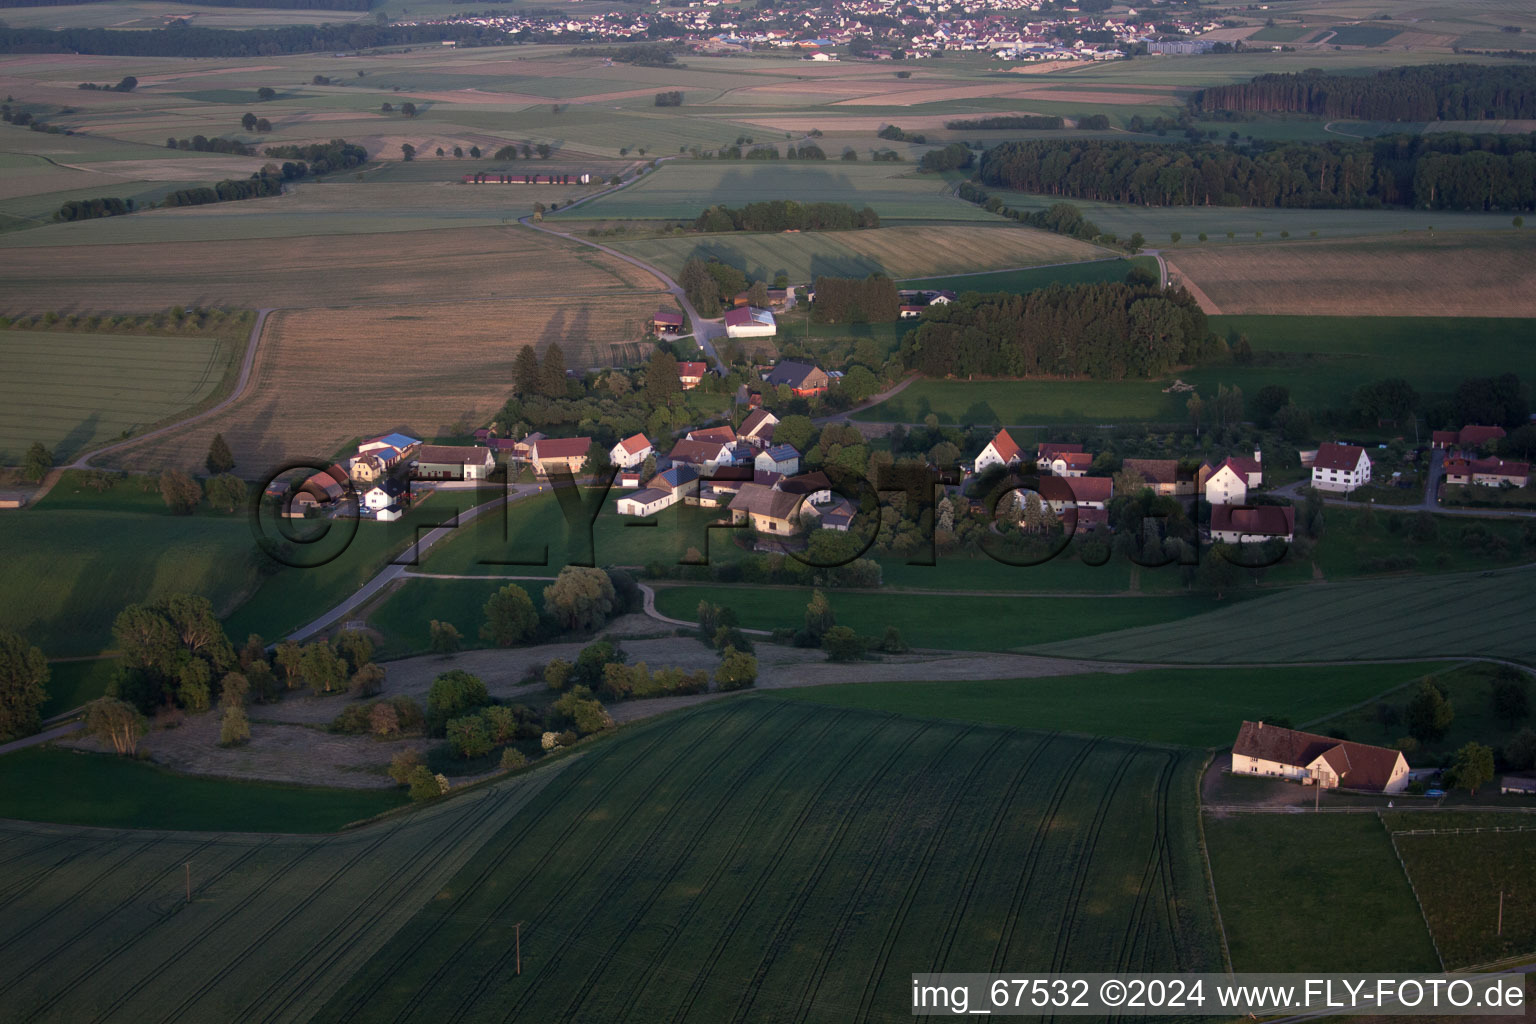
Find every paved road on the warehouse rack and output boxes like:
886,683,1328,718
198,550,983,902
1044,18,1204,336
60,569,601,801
0,720,82,757
1272,448,1536,518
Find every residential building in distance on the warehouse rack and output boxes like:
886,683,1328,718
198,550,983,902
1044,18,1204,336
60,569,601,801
1210,504,1295,545
1431,424,1507,449
1231,720,1410,793
529,436,591,477
1046,476,1112,515
1310,442,1372,494
610,433,653,469
677,361,708,390
974,428,1023,474
1037,442,1091,477
762,359,828,397
412,445,496,481
738,408,779,447
1443,456,1529,488
669,438,732,473
1120,458,1194,497
728,482,804,533
755,443,801,476
686,425,736,445
724,306,777,338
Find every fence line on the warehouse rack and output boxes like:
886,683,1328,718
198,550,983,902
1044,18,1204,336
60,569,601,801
1380,811,1447,971
1393,825,1536,836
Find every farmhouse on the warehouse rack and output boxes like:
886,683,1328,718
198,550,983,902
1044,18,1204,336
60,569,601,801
1232,720,1410,793
610,433,653,469
669,438,732,472
763,360,828,397
738,408,779,447
724,307,777,338
806,495,856,531
1444,456,1530,488
413,445,496,481
728,482,805,533
974,428,1024,474
362,477,406,512
1431,425,1507,450
299,465,349,505
677,361,709,390
530,437,592,477
686,425,736,445
652,308,686,334
1210,503,1295,544
1046,476,1112,515
616,487,679,517
1038,442,1091,477
1310,442,1372,494
1120,459,1194,497
1204,453,1262,505
755,443,801,476
776,470,833,507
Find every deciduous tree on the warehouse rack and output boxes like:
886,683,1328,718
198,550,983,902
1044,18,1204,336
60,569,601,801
481,583,538,646
22,442,53,483
543,566,616,632
0,632,48,742
85,696,146,756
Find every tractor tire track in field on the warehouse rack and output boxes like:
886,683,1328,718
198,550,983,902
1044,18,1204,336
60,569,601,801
547,702,815,1024
447,708,770,1024
0,835,116,913
1114,752,1175,976
22,836,280,1021
1049,746,1137,974
791,723,968,1024
345,715,697,1024
666,709,876,1024
0,835,226,997
604,707,852,1024
990,737,1099,973
233,783,528,1024
730,716,927,1024
854,729,1014,1024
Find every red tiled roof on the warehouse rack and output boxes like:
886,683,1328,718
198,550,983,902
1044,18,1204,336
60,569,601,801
1313,442,1367,472
1067,477,1113,504
1037,442,1084,460
677,361,708,379
616,433,651,456
1122,458,1178,485
1222,455,1262,479
1431,430,1457,446
739,408,777,439
1463,457,1529,479
1232,721,1405,791
688,425,736,444
669,439,729,465
988,429,1022,464
1211,503,1294,538
1459,425,1507,446
653,308,685,325
532,437,591,460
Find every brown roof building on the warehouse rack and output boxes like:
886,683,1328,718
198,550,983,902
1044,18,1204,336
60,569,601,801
1232,721,1409,792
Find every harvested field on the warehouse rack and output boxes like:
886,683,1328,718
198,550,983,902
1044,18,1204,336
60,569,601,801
1165,233,1536,316
610,224,1106,283
0,223,656,313
100,292,664,472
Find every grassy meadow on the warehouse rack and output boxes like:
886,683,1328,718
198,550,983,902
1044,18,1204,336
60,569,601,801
366,576,553,658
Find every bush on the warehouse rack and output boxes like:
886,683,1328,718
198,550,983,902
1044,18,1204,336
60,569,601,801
407,765,445,801
558,729,579,747
218,704,250,747
389,748,423,785
426,670,489,734
483,704,518,744
715,647,757,691
544,658,573,691
541,730,561,751
349,662,386,698
446,715,494,759
501,747,528,772
822,626,867,662
879,626,908,653
369,702,400,736
549,687,614,735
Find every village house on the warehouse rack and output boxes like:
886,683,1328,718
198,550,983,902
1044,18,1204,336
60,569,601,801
413,445,497,482
974,428,1024,474
509,432,545,461
1310,442,1372,494
1037,442,1091,477
805,495,856,531
763,359,828,397
349,452,389,484
1444,456,1530,489
669,438,733,473
738,408,779,447
1210,503,1295,545
755,443,801,476
362,477,406,512
1204,452,1263,505
609,433,653,469
1431,425,1507,450
650,464,699,501
652,308,686,335
686,425,736,445
1231,720,1410,793
724,306,777,338
728,482,805,533
677,361,709,390
775,470,834,507
529,437,591,477
1120,458,1194,497
1045,476,1112,516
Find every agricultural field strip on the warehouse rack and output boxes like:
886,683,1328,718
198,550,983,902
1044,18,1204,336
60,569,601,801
0,767,563,1024
318,700,1217,1022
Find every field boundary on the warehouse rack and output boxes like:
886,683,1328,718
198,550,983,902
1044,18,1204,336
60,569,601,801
1381,811,1448,970
1194,752,1234,974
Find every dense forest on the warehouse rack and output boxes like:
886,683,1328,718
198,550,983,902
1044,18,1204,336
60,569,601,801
0,22,503,57
899,283,1209,380
977,134,1536,210
692,200,878,233
1191,64,1536,121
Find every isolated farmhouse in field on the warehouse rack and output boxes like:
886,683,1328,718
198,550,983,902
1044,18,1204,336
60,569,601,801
1310,442,1372,493
1232,720,1409,793
412,445,495,481
974,428,1023,474
530,437,591,477
610,433,653,469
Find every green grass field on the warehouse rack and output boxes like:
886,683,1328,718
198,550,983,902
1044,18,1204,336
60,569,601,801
1205,813,1440,971
0,329,240,462
775,662,1455,747
0,762,561,1023
38,658,118,719
1028,569,1536,666
317,698,1221,1022
650,584,1229,650
552,163,1004,222
367,576,552,658
1381,811,1536,967
853,316,1536,425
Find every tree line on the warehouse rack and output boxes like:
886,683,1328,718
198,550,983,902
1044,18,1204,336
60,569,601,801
944,115,1063,130
162,175,284,208
691,199,878,233
1191,64,1536,122
263,138,368,174
899,282,1209,380
54,196,134,221
976,134,1536,210
0,22,507,57
166,134,255,155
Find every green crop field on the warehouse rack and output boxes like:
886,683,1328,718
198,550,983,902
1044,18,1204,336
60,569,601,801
776,662,1455,747
318,698,1221,1022
853,316,1536,425
901,255,1152,292
0,329,240,463
0,762,560,1023
552,163,1005,222
650,584,1229,650
1205,813,1440,972
1382,812,1536,967
1027,569,1536,666
1326,24,1403,46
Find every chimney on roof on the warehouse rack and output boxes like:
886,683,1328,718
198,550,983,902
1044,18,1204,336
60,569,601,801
1258,720,1263,729
1254,448,1262,464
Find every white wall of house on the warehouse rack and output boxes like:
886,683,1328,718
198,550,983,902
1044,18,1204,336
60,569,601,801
610,442,652,468
616,491,679,517
973,443,1015,475
1311,452,1371,493
1205,465,1248,505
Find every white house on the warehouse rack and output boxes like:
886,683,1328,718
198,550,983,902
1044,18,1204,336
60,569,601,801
610,433,653,469
616,487,680,517
362,478,406,512
973,428,1023,474
1205,453,1263,505
738,408,779,447
1310,442,1372,494
755,443,800,476
1232,720,1409,793
413,444,496,481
